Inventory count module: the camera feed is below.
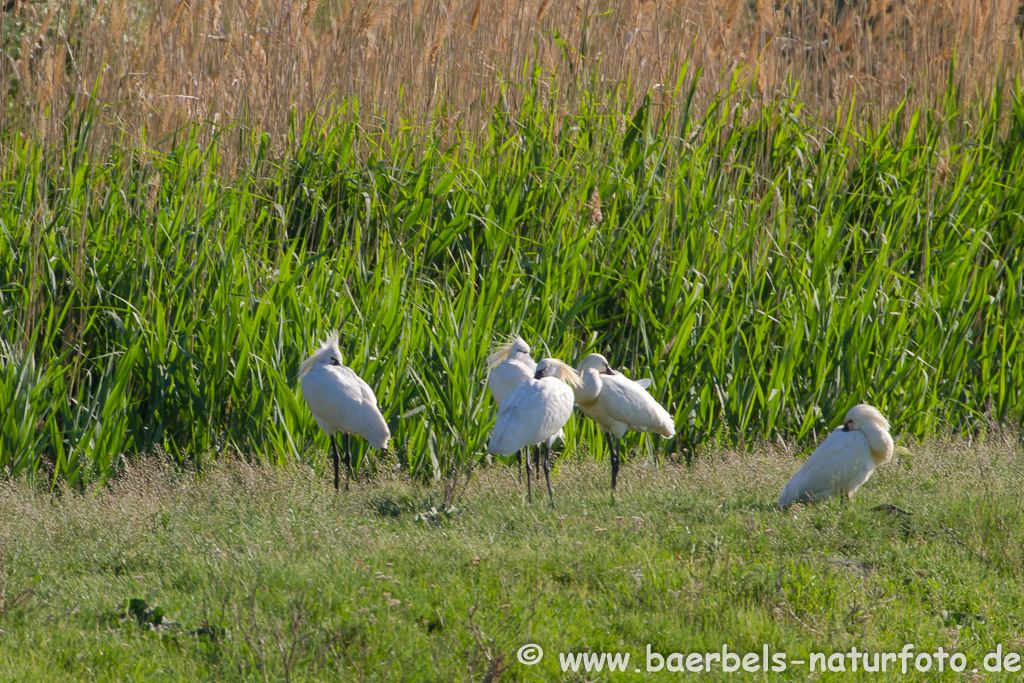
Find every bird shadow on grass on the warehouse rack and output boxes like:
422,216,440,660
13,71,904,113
742,502,787,514
367,488,462,523
706,500,784,515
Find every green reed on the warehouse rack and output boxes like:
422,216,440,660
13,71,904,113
1,75,1022,486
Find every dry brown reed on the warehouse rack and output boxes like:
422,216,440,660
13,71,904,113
586,185,602,225
0,0,1019,165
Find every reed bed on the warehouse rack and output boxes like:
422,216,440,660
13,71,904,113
0,0,1020,163
0,0,1022,485
2,77,1023,484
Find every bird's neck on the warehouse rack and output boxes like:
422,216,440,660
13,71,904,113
511,358,533,373
573,368,602,406
861,423,894,465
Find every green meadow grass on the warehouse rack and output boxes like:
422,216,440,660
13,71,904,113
0,437,1021,681
1,76,1023,485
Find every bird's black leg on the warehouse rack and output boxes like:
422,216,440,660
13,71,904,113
524,446,533,504
343,433,352,491
517,449,522,483
606,432,621,490
331,434,340,491
543,442,555,509
534,446,541,481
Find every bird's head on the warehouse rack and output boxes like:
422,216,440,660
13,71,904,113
534,358,583,388
841,404,890,433
486,334,531,371
577,353,616,376
298,331,344,379
841,403,894,465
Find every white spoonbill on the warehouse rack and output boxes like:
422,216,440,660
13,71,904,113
486,335,559,481
778,404,893,508
299,331,390,491
487,358,582,507
573,353,675,491
487,335,536,479
487,335,536,404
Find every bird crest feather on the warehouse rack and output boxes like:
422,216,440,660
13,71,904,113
486,335,528,372
298,331,341,379
542,358,583,389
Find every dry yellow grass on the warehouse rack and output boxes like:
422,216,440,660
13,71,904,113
0,0,1020,163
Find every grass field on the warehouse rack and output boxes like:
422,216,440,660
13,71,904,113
1,437,1022,681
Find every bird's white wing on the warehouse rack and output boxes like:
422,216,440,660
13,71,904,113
301,365,390,449
598,374,675,438
778,429,874,507
575,400,623,435
487,379,574,456
635,378,653,389
488,359,534,405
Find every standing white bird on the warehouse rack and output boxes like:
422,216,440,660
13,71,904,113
487,358,582,507
486,335,556,481
299,331,390,491
778,404,894,508
573,353,675,491
487,335,537,404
